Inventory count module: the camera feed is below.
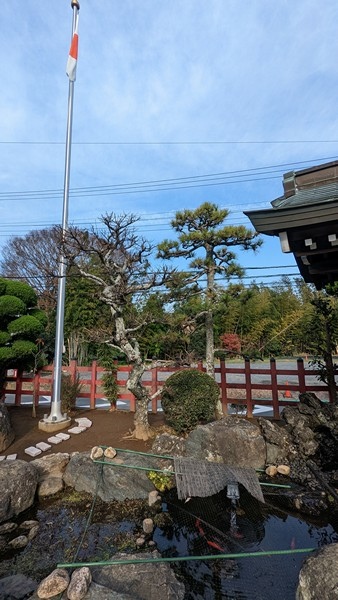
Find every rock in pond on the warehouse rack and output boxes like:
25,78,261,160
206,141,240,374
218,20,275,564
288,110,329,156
67,567,92,600
297,543,338,599
91,550,185,599
0,574,38,599
0,403,15,452
63,451,160,501
36,568,70,599
0,460,38,523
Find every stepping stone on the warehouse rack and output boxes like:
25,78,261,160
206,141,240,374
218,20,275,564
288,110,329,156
55,432,70,441
36,442,52,451
47,436,63,445
75,418,92,428
25,447,42,457
0,456,5,461
6,454,17,460
68,426,86,434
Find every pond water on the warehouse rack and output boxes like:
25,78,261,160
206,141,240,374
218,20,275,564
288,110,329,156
156,487,338,600
0,486,337,600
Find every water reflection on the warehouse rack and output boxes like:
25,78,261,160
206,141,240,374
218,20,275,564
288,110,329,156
153,486,338,600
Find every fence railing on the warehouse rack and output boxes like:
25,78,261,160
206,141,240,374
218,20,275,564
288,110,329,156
4,358,333,419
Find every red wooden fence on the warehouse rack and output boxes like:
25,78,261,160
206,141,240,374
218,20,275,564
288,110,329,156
4,358,334,420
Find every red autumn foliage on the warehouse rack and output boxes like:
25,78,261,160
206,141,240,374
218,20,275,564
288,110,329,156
220,333,241,356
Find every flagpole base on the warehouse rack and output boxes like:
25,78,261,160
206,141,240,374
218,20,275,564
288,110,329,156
38,417,72,433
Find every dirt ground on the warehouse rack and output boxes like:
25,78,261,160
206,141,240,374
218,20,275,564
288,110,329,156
3,406,166,462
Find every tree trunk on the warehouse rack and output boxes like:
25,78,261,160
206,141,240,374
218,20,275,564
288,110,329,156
205,309,214,378
126,359,152,440
114,314,152,439
205,253,223,419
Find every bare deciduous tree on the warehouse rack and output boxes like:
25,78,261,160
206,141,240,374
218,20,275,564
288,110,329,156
0,227,61,312
64,212,175,440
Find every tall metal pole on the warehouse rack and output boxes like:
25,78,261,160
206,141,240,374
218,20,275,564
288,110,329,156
44,1,80,423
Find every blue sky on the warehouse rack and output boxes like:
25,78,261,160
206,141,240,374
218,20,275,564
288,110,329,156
1,0,338,286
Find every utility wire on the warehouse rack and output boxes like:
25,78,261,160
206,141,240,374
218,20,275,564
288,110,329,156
1,140,338,146
0,154,337,202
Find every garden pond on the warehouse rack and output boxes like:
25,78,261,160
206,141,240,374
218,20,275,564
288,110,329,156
0,485,338,600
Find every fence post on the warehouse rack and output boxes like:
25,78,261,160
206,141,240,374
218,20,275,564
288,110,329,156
219,359,228,414
33,371,40,409
90,360,97,410
15,370,23,406
69,358,77,383
150,367,158,414
270,358,279,419
244,358,253,418
297,358,306,394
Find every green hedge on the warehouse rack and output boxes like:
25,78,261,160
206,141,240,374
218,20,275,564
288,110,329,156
161,369,219,434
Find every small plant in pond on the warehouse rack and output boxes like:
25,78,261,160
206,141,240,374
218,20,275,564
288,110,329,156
161,369,219,434
147,470,175,492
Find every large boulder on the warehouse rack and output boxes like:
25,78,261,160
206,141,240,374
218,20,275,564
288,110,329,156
0,460,38,523
91,551,185,599
31,452,70,498
63,452,160,501
152,433,186,457
185,417,266,468
0,403,15,452
297,543,338,599
258,418,296,464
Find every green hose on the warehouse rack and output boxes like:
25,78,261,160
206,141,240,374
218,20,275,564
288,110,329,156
57,547,315,569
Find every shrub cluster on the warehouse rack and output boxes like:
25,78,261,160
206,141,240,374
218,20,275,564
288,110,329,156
161,369,219,434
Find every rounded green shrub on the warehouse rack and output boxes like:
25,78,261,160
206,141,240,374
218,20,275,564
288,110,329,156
29,308,49,327
161,369,219,434
0,279,7,296
0,346,16,363
8,315,43,339
0,330,10,345
12,340,37,358
0,295,25,319
4,280,37,307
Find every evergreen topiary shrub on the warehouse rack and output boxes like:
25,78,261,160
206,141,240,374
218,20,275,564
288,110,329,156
4,280,37,307
29,308,49,327
0,296,25,319
0,346,16,363
0,331,10,345
8,315,43,339
12,340,37,358
161,369,219,434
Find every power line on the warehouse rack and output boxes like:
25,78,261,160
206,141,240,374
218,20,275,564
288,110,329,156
0,154,337,202
1,140,338,146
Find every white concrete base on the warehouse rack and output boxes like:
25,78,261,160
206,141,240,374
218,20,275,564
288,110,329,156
25,446,42,457
38,417,72,433
0,456,5,461
6,454,17,460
